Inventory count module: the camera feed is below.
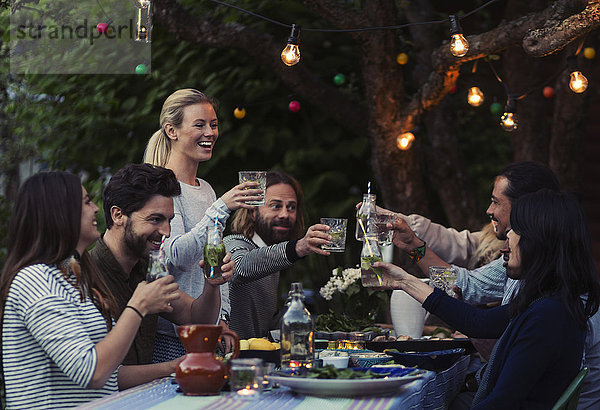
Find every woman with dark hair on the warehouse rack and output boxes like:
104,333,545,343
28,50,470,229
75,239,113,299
375,189,600,409
0,172,179,408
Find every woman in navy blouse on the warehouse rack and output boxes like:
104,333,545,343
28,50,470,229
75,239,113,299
376,189,600,409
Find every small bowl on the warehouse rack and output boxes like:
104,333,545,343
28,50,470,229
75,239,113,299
350,353,393,368
321,356,349,369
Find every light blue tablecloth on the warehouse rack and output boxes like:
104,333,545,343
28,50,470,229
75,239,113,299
80,355,469,410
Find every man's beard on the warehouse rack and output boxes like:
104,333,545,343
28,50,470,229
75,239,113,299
123,218,155,259
254,212,293,245
492,219,507,241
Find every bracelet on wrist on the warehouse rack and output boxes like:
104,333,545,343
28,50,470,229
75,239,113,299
408,240,427,262
125,305,144,320
219,313,231,326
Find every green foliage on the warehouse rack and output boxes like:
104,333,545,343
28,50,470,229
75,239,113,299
317,267,390,321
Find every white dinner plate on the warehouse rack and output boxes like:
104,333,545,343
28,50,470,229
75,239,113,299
267,371,424,397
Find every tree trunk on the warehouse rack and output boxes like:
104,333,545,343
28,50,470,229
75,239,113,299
549,47,591,191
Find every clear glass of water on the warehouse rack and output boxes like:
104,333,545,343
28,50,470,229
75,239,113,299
238,171,267,206
320,218,348,252
428,266,457,297
372,212,397,246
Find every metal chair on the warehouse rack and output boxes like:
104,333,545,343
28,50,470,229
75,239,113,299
552,367,589,410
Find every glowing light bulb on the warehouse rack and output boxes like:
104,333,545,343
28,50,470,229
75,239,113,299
449,15,468,58
500,113,517,131
569,71,588,93
281,24,301,66
135,0,151,8
281,44,300,66
396,132,415,150
467,87,484,107
233,107,246,119
135,5,152,43
450,35,469,57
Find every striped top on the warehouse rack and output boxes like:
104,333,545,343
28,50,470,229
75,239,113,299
224,234,300,339
2,263,118,408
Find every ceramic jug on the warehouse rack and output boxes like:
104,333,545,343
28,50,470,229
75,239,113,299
176,324,240,396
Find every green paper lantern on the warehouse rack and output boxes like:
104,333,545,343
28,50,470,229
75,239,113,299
333,73,346,86
135,64,148,75
490,102,503,115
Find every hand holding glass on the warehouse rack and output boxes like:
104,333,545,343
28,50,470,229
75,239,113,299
320,218,347,252
238,171,267,206
204,226,226,280
372,212,397,246
428,266,457,297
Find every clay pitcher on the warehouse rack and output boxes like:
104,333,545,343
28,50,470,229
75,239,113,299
176,324,240,396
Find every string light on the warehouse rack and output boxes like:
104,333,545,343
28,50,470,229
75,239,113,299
467,86,484,107
569,71,588,93
135,63,148,75
396,53,408,65
583,47,596,60
234,107,246,119
288,100,301,112
569,71,588,94
543,86,555,98
449,15,468,58
500,98,518,132
396,132,415,150
567,55,587,93
281,24,301,66
135,0,152,43
333,73,346,85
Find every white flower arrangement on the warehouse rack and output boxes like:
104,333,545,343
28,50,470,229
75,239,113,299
319,266,361,301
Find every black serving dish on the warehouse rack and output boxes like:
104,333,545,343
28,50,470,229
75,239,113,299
238,349,281,366
386,348,466,371
316,338,474,353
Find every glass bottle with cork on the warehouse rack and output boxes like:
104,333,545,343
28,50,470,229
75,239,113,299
360,234,384,287
281,282,314,370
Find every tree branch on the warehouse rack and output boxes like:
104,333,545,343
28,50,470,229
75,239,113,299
523,0,600,56
153,0,368,136
398,0,578,131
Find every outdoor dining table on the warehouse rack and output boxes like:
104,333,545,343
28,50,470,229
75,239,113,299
79,355,470,410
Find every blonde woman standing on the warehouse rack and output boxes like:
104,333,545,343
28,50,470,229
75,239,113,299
144,89,261,361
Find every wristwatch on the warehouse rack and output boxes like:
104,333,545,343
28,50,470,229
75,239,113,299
219,313,230,326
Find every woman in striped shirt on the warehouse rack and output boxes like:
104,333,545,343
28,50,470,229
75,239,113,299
0,172,179,408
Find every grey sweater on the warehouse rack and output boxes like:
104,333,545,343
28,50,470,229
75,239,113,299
156,179,231,340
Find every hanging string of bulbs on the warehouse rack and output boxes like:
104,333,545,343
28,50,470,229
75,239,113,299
204,0,592,149
464,38,590,135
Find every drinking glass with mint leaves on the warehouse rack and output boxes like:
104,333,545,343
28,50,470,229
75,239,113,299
147,249,169,282
204,225,226,280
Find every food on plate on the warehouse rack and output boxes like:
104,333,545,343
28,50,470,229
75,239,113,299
289,366,391,379
238,338,279,351
396,335,413,341
372,335,398,342
319,349,349,358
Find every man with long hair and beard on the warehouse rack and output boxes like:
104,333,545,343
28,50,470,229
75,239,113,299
224,171,331,339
